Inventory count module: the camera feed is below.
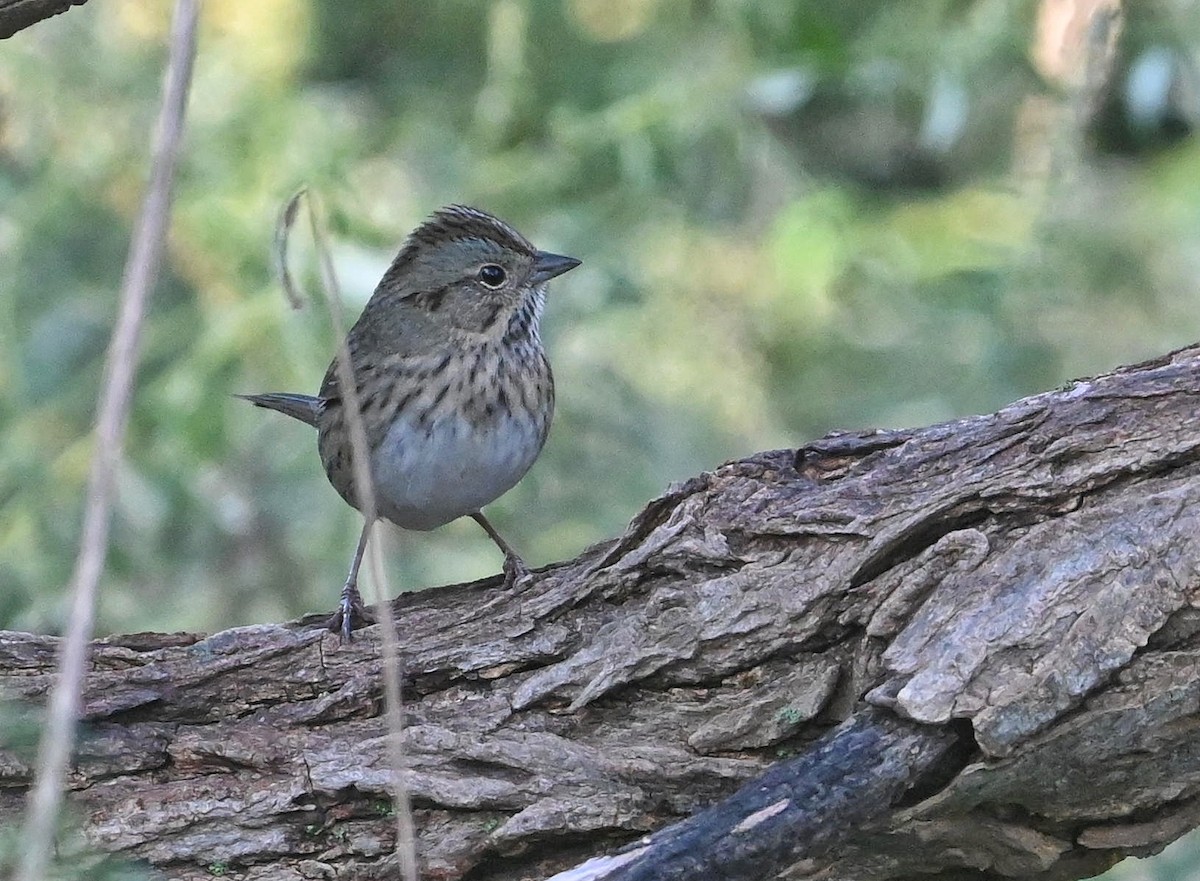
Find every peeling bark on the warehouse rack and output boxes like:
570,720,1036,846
2,345,1199,880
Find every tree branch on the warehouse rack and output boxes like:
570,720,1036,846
0,0,88,39
555,712,959,881
2,344,1199,880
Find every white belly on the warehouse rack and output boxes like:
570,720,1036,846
370,410,545,530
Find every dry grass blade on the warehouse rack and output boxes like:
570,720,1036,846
275,189,419,880
274,187,308,310
16,1,201,879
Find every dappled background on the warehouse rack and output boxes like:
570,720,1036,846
4,0,1200,624
5,0,1200,630
4,0,1200,878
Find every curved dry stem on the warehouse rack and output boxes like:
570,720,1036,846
276,190,418,881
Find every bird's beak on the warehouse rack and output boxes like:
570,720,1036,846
531,251,582,285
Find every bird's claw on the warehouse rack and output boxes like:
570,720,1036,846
326,582,375,641
502,553,532,590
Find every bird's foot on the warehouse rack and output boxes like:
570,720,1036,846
326,581,375,641
502,553,533,590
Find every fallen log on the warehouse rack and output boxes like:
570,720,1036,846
2,344,1199,880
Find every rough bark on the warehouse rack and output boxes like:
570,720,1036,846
2,344,1200,881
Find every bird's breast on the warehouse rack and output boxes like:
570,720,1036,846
368,350,553,530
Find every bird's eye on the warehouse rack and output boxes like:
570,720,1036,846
478,264,507,288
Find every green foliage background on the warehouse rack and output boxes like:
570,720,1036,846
2,2,1200,876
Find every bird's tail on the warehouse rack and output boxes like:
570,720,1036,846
238,392,321,428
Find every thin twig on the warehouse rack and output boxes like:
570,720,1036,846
16,1,201,879
274,189,308,311
296,192,419,880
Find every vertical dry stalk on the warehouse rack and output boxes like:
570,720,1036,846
16,1,201,879
294,192,419,880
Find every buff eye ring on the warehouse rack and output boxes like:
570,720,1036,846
478,264,507,288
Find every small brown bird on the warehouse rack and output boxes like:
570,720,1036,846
243,205,580,638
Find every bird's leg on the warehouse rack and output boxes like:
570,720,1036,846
327,520,375,640
470,511,531,588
